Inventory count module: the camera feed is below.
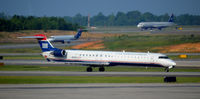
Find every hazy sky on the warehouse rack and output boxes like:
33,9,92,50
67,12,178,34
0,0,200,16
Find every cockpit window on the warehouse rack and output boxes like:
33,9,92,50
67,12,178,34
159,56,169,59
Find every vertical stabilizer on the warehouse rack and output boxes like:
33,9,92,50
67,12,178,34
18,34,57,52
168,14,174,22
74,29,83,39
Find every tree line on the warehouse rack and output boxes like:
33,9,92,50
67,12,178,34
64,11,200,26
1,11,200,32
0,13,80,32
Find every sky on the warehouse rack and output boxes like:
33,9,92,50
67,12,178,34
0,0,200,16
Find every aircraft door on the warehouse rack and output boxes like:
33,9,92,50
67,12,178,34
150,56,157,63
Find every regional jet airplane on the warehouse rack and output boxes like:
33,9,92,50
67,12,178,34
18,34,176,72
48,29,82,43
137,14,176,30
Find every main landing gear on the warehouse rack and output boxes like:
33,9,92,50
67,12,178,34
99,67,105,72
86,67,105,72
86,67,93,72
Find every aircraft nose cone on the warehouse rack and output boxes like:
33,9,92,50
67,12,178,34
172,61,176,66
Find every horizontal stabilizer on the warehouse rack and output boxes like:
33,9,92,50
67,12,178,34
18,36,44,39
18,34,55,52
18,34,47,41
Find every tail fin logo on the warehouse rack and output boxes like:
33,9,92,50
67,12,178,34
42,43,48,48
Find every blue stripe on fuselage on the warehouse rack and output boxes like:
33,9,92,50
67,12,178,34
50,59,163,67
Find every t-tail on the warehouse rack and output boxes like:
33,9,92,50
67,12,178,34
18,34,57,52
168,14,174,22
74,29,83,39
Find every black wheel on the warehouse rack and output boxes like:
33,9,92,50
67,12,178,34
87,67,93,72
165,68,169,72
99,67,105,72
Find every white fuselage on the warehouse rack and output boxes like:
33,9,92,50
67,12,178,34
42,50,176,67
137,22,176,30
48,35,75,42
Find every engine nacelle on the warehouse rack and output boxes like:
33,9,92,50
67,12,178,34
53,49,67,57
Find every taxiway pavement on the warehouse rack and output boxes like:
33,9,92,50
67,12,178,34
0,83,199,99
0,71,200,77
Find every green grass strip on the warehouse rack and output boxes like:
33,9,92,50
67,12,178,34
0,76,199,84
1,65,200,72
0,48,41,53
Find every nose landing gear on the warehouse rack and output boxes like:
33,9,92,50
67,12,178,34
164,66,176,82
165,66,175,72
165,68,169,72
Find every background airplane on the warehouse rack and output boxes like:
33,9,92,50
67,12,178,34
48,29,83,43
19,34,176,72
137,14,176,30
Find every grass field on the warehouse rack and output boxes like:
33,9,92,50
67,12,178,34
1,29,200,53
0,65,200,72
0,76,199,84
104,35,200,52
0,48,41,53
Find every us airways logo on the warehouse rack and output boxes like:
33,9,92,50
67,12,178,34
42,43,48,48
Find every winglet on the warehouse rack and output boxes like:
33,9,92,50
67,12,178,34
34,34,47,40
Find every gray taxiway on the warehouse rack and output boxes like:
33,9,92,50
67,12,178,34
0,83,200,99
0,71,200,77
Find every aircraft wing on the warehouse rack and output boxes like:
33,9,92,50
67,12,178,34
63,61,110,66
